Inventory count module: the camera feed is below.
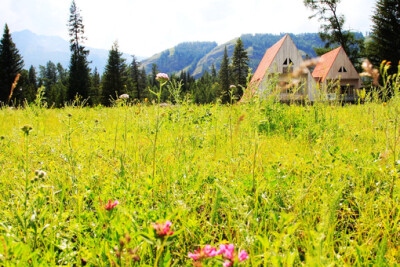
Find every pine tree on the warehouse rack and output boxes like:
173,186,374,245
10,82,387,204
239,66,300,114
304,0,364,66
150,64,158,87
89,68,101,105
139,68,148,99
68,0,90,102
28,65,37,88
366,0,400,74
0,24,24,104
26,65,38,102
211,64,217,82
101,41,127,105
231,37,249,98
130,56,142,100
218,46,231,103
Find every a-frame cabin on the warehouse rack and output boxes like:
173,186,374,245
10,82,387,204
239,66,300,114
246,34,317,102
312,47,362,102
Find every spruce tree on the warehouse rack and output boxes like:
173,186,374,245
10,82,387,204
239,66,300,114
130,56,142,100
231,37,249,98
211,64,217,82
26,65,38,102
218,46,231,103
101,41,127,105
89,68,101,105
0,24,24,104
139,68,148,99
366,0,400,74
68,0,90,102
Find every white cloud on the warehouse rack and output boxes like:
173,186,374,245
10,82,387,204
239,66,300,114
0,0,376,57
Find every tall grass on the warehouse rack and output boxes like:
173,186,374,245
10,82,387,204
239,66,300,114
0,65,400,265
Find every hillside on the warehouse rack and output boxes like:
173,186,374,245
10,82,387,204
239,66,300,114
142,33,327,78
140,42,218,75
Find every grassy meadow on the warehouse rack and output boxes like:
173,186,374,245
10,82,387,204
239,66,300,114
1,92,400,265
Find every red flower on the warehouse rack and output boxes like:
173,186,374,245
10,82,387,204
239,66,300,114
105,199,119,210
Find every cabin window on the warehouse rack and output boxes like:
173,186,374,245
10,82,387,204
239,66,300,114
283,58,293,66
283,58,294,73
338,66,347,73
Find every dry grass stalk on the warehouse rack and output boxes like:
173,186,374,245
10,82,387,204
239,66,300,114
8,73,21,104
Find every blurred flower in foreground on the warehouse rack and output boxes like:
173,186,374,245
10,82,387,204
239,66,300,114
152,220,174,237
104,199,119,210
360,59,380,86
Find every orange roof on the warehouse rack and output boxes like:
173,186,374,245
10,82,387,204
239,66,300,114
312,47,342,82
249,34,288,88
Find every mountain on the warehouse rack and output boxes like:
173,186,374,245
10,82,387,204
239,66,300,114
143,33,327,79
11,29,144,73
140,42,218,75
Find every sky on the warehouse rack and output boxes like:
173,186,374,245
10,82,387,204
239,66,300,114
1,0,376,58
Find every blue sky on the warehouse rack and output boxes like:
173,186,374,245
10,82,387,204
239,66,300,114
1,0,376,57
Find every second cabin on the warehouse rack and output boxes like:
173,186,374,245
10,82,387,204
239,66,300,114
312,47,362,102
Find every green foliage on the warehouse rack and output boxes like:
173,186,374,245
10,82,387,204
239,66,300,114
38,61,67,107
366,0,400,75
304,0,364,67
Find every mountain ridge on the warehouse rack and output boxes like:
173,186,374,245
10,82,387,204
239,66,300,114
11,29,144,74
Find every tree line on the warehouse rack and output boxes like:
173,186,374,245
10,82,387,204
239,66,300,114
1,0,399,107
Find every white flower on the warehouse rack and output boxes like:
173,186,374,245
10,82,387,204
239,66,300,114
119,94,129,99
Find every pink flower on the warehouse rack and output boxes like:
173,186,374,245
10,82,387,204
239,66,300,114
223,260,233,267
156,73,169,82
238,250,249,262
104,199,119,210
218,244,235,260
188,245,218,261
152,220,174,237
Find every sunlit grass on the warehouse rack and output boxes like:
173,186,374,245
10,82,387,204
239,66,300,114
0,93,400,265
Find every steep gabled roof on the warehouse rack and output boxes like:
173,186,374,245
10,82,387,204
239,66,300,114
312,47,342,82
250,34,288,87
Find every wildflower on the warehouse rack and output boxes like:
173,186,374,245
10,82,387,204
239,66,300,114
105,199,119,210
156,73,169,82
152,220,174,237
229,85,236,89
218,244,249,266
21,125,32,135
360,59,380,86
218,244,235,260
145,98,148,103
35,170,47,179
119,94,129,99
188,245,219,261
238,250,249,262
